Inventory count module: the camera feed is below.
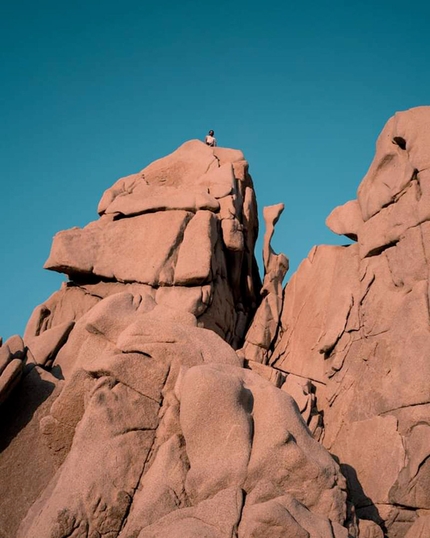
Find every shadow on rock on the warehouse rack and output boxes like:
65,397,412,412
340,463,387,534
0,366,57,453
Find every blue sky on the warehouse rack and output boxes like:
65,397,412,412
1,0,429,340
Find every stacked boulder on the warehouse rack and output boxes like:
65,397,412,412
0,140,350,537
28,140,261,355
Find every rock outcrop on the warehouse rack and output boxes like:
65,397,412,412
0,335,25,406
2,111,430,537
1,140,349,538
244,107,430,537
39,141,260,351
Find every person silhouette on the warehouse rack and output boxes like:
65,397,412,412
205,130,217,147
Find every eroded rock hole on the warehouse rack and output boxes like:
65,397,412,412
392,136,407,150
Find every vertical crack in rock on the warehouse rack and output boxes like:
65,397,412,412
118,418,160,534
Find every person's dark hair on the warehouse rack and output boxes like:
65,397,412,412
208,130,214,136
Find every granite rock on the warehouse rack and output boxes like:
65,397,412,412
269,107,430,536
4,116,430,537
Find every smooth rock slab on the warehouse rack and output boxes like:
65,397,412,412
174,211,217,285
25,320,74,366
270,244,358,382
0,359,23,406
334,415,405,506
45,210,193,285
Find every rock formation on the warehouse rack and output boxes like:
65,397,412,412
1,110,430,537
247,106,430,536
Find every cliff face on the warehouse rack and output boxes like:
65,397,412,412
243,107,430,537
0,111,430,538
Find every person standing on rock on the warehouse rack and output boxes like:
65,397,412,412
205,130,217,147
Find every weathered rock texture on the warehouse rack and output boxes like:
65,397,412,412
2,112,430,537
0,335,25,406
2,140,349,538
243,107,430,537
39,141,260,351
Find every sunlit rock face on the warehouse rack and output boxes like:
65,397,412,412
260,107,430,537
17,312,348,538
0,140,349,538
2,110,430,538
40,140,261,353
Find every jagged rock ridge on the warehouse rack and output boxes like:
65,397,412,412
241,106,430,537
1,111,430,537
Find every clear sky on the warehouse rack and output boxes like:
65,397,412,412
1,0,429,340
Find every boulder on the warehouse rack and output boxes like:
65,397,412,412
44,210,193,284
0,335,26,406
326,199,363,240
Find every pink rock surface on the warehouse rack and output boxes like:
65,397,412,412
0,335,26,406
5,115,430,537
404,515,430,537
41,141,260,352
104,184,220,217
2,141,265,537
18,309,347,538
326,199,363,240
25,320,74,367
0,335,25,376
239,203,288,365
0,358,23,406
97,140,217,214
268,107,430,536
270,243,358,382
0,367,60,537
174,210,217,284
358,107,430,222
45,210,194,284
24,284,101,338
